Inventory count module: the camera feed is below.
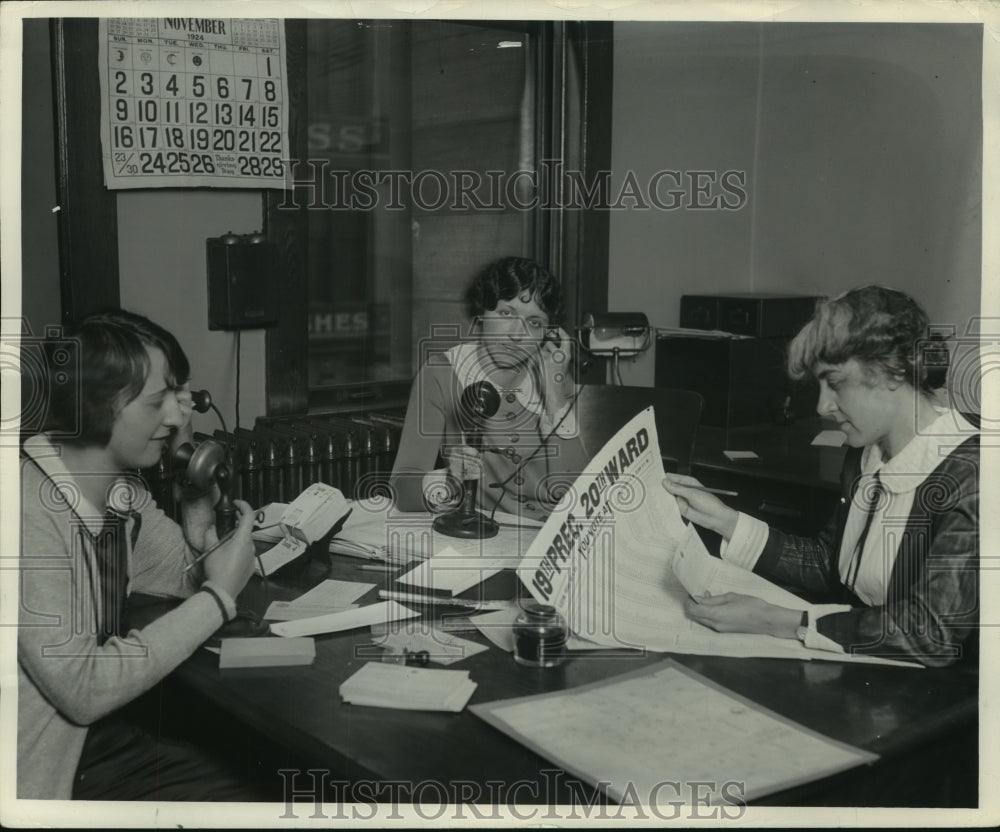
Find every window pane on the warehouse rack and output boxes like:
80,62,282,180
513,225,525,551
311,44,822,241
305,20,537,397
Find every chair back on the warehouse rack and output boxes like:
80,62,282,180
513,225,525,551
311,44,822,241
574,385,704,474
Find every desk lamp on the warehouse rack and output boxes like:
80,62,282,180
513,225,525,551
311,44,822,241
579,312,653,385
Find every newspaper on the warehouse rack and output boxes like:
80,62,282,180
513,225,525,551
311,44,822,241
517,407,916,665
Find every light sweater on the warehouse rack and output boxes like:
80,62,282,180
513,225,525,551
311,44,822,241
390,342,591,521
17,435,234,799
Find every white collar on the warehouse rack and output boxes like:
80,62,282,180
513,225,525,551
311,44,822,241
860,410,978,495
22,434,141,534
447,342,546,417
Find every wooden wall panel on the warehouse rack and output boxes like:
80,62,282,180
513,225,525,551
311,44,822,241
51,18,120,325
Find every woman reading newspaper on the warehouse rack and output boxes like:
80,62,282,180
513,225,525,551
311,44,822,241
663,286,979,667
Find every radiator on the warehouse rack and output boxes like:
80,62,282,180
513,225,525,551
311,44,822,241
141,410,404,516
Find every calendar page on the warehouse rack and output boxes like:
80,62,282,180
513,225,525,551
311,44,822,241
98,17,289,189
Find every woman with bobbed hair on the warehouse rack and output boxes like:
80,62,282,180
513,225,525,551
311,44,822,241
19,309,262,799
390,256,590,522
663,286,979,667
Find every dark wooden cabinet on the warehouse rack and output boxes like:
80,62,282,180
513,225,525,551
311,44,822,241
656,335,817,429
691,418,846,536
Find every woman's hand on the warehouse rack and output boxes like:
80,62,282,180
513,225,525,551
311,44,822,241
683,592,801,640
444,444,483,483
201,499,257,599
537,325,576,419
419,446,484,512
662,473,739,540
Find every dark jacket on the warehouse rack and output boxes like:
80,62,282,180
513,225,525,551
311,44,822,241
753,435,979,667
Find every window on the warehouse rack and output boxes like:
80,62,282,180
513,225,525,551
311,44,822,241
302,20,543,408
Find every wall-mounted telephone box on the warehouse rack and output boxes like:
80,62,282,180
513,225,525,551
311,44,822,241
206,232,279,330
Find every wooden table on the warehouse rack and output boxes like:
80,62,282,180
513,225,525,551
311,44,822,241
165,549,978,810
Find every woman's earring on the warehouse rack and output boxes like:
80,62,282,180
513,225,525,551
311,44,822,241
470,317,484,337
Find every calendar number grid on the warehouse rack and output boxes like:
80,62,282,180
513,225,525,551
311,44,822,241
100,18,289,188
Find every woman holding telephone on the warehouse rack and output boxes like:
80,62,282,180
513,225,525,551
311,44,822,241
391,257,590,522
18,310,264,799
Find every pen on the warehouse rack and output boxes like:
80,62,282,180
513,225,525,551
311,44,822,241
378,589,515,611
356,563,400,573
687,485,739,497
182,518,281,573
183,528,238,573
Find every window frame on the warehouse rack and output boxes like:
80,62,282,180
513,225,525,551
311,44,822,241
263,20,613,415
47,17,612,420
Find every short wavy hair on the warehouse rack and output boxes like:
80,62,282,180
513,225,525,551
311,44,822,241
48,309,190,446
464,257,563,324
787,285,947,394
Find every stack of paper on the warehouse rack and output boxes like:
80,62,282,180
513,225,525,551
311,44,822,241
339,662,477,712
219,637,316,669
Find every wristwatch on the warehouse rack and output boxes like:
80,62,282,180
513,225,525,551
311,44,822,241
795,610,809,643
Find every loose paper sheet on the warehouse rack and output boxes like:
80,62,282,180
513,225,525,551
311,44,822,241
370,619,490,665
254,536,306,577
471,607,612,653
269,601,419,638
812,429,848,447
264,602,358,621
395,547,515,595
263,577,372,620
293,579,374,607
331,499,538,561
471,660,877,804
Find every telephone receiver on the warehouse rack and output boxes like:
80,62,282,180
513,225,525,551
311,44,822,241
172,388,236,537
434,381,502,539
191,389,212,414
458,380,502,450
173,439,237,537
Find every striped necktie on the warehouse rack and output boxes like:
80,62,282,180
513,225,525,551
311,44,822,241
94,509,142,644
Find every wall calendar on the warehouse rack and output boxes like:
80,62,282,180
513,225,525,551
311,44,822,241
98,17,289,189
